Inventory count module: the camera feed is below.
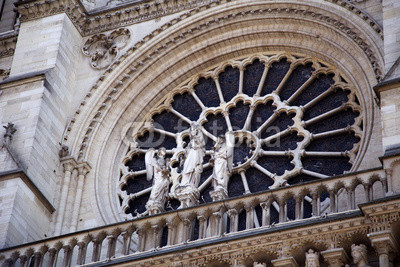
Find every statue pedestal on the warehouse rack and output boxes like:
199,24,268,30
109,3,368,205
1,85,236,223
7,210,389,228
210,188,228,201
175,185,200,208
145,201,164,215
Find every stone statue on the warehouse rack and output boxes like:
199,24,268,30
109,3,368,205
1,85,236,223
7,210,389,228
210,133,234,200
180,123,205,188
145,148,171,215
305,249,320,267
351,244,370,266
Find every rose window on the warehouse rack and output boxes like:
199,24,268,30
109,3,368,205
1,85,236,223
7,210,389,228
118,53,362,217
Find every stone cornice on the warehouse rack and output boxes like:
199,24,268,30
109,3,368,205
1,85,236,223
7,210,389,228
14,0,383,38
82,212,368,266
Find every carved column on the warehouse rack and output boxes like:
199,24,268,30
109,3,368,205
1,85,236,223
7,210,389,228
260,201,271,226
279,199,287,222
210,211,223,236
70,162,91,232
311,192,319,217
151,224,161,249
368,231,399,267
166,221,175,246
197,215,207,239
228,208,238,232
106,235,117,259
62,246,73,267
364,183,371,202
91,238,103,262
385,169,393,195
345,187,354,210
321,248,348,267
54,158,77,235
76,242,87,265
245,205,255,229
328,190,337,213
137,228,146,252
121,230,132,255
294,196,303,220
47,248,58,267
19,255,28,267
33,251,43,267
182,219,191,242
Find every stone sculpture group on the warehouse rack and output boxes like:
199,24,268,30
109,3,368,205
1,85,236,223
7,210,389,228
145,123,234,214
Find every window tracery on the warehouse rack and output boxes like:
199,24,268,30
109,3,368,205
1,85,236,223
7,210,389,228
118,53,363,217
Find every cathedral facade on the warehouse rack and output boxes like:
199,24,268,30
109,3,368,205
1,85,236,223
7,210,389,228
0,0,400,266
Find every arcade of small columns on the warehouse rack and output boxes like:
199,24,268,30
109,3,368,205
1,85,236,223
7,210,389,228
1,166,399,267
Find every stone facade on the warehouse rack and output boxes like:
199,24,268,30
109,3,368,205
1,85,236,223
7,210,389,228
0,0,400,266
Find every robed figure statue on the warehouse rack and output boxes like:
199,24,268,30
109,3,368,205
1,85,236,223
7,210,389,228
145,147,171,215
210,133,234,200
180,123,205,188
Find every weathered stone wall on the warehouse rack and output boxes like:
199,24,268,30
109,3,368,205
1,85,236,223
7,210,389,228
0,0,400,252
0,176,53,248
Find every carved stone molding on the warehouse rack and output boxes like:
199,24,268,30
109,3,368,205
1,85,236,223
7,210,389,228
321,248,349,267
14,0,383,39
83,28,130,69
60,1,384,165
360,197,400,232
0,36,17,58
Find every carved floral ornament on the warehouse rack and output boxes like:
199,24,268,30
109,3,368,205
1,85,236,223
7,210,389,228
82,28,130,69
118,52,364,217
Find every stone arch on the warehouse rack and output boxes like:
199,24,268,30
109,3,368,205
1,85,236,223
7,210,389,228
63,0,384,225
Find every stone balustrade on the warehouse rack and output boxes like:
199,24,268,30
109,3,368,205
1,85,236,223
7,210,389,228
0,168,388,266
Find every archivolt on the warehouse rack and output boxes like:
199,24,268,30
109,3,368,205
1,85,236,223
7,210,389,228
64,0,384,224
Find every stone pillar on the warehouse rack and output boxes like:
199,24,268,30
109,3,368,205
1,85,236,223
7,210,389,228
294,196,303,219
137,228,146,252
76,242,87,265
328,190,337,213
321,248,349,267
106,235,117,259
151,225,161,249
228,208,238,232
166,221,175,246
245,205,255,229
121,231,132,255
91,238,103,262
19,255,28,267
54,158,77,235
279,200,287,223
47,248,58,267
70,162,91,232
197,215,207,239
368,231,398,267
62,246,72,267
311,192,319,217
260,201,271,226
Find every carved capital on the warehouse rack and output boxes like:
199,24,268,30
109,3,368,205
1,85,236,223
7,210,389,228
77,161,92,176
271,257,298,267
61,158,77,173
368,231,399,257
321,248,349,267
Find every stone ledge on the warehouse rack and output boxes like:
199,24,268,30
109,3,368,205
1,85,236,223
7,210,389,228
0,168,55,213
0,68,50,89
